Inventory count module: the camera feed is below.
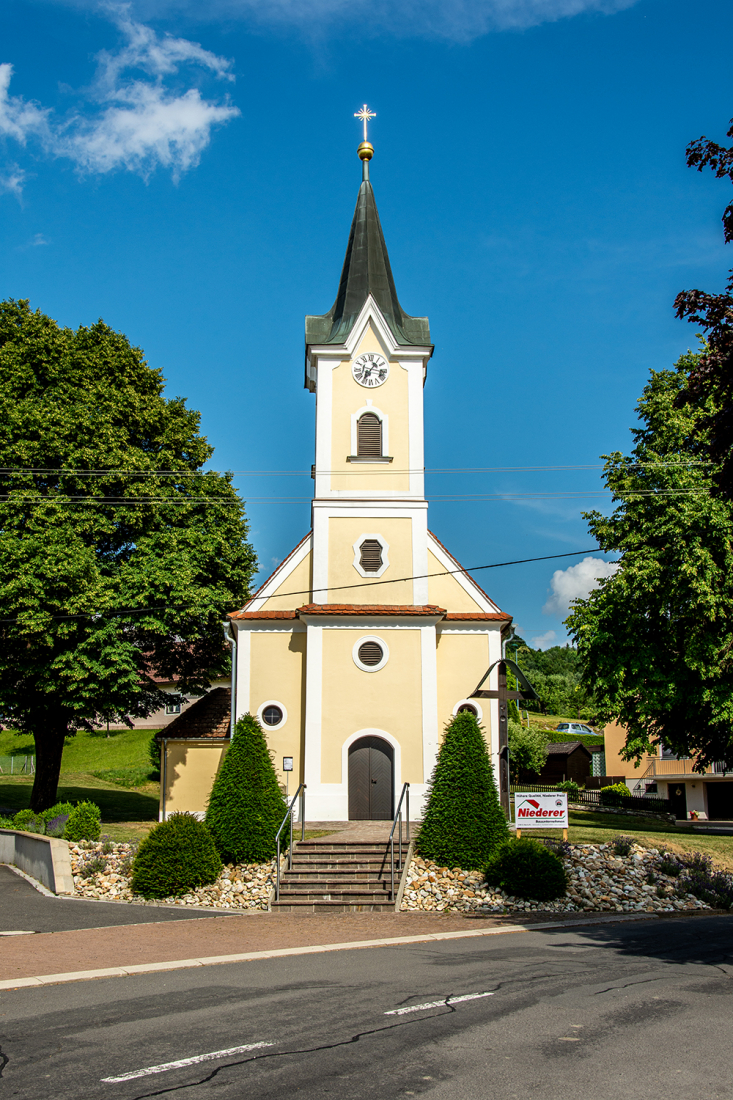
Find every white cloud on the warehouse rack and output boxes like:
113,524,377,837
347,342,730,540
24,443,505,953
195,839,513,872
0,18,239,190
110,0,639,41
531,629,560,650
59,83,238,179
0,164,28,199
542,556,618,617
0,64,50,144
31,233,48,246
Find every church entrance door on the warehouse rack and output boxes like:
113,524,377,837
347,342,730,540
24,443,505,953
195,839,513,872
348,736,394,820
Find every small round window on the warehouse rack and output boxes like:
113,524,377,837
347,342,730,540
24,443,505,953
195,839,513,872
457,703,478,717
358,641,383,666
262,705,283,727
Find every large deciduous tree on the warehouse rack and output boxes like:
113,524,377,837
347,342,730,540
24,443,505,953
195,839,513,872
675,116,733,496
566,352,733,771
0,300,257,810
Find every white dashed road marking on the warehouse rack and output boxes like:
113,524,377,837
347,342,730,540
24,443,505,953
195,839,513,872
385,992,495,1015
102,1042,274,1083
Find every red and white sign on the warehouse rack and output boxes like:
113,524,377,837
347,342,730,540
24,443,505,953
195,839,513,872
514,792,568,829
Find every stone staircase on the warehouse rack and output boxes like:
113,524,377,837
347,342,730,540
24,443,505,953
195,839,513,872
272,837,404,912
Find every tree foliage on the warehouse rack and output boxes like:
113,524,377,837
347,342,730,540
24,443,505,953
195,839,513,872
204,713,286,864
507,719,548,782
512,637,599,721
417,710,508,869
675,115,733,496
566,352,733,770
0,300,256,810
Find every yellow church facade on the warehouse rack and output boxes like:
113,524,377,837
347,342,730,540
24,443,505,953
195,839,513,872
159,139,513,822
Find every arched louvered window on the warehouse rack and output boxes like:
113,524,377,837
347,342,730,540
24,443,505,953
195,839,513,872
359,539,383,573
357,412,382,457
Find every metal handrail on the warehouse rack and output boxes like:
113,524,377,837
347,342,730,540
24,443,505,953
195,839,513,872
275,783,306,902
388,782,410,901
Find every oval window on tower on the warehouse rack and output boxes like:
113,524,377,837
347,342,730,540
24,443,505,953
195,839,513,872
358,641,384,666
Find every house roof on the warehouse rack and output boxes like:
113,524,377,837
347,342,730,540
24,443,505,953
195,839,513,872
305,178,431,349
444,612,512,622
546,741,592,758
155,687,230,741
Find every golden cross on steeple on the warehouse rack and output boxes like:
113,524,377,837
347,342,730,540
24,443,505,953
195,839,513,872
354,105,376,143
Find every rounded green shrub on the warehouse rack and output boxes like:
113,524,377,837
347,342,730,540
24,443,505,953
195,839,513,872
12,808,45,834
40,801,75,824
556,780,580,799
485,837,568,901
417,710,509,869
131,812,222,899
599,782,631,807
64,801,101,842
205,713,287,863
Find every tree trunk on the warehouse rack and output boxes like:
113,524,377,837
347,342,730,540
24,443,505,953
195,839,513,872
30,720,67,812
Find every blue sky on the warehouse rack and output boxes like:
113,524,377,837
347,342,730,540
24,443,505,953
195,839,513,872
2,0,732,646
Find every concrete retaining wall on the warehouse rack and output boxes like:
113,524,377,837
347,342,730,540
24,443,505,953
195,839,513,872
0,830,74,895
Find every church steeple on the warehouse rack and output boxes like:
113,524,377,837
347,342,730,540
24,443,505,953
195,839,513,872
305,120,431,354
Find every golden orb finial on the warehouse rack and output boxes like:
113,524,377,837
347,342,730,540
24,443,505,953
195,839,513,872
357,141,374,161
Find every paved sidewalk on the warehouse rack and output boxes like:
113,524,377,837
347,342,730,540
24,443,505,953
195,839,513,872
0,910,485,983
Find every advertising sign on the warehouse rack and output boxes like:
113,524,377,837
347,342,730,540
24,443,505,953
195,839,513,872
514,791,568,829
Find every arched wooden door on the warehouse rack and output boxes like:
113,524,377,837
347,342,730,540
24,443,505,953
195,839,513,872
348,736,394,820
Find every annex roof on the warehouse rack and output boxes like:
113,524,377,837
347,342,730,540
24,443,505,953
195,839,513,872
155,687,230,740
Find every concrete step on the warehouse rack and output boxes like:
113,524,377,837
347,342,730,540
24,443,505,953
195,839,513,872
272,900,395,913
275,891,394,905
284,871,391,883
275,875,387,893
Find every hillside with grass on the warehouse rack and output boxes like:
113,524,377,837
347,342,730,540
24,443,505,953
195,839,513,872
0,727,159,839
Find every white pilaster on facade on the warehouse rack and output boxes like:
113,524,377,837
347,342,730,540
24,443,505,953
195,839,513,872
235,626,251,718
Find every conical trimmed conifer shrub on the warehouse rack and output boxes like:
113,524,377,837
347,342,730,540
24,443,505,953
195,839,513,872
204,713,286,863
417,710,509,868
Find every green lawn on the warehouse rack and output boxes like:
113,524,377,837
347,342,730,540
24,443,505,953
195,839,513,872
0,726,160,825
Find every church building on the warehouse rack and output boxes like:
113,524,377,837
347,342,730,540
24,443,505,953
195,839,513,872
159,127,513,823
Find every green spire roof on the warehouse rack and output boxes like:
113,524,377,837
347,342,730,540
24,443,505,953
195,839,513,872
305,179,431,349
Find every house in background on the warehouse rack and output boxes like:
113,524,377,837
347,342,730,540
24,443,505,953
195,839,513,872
107,677,229,731
604,721,733,820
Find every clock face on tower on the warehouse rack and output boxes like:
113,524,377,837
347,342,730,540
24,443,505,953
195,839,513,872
352,352,389,388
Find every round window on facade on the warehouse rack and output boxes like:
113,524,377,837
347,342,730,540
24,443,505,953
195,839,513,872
262,704,283,727
457,703,478,717
358,641,383,666
352,636,389,672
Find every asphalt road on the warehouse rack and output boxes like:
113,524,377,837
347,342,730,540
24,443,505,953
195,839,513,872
0,866,224,932
2,913,732,1099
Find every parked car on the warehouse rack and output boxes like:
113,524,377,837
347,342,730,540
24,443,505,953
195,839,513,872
555,722,596,736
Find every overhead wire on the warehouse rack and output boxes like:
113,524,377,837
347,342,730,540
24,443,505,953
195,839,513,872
0,546,608,625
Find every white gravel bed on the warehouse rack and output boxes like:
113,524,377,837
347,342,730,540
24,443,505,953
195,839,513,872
400,842,712,915
69,842,276,910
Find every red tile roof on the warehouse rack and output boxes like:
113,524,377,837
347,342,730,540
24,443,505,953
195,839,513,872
155,687,231,741
229,609,298,620
297,603,447,616
444,612,512,621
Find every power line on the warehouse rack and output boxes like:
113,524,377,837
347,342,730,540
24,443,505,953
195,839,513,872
0,546,607,625
0,487,713,506
0,461,714,478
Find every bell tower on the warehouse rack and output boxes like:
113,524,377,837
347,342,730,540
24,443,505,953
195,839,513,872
305,111,434,606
